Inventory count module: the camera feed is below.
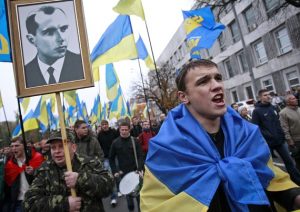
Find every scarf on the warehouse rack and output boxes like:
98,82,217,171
145,104,274,211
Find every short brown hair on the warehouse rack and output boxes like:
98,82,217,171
74,120,87,129
101,120,109,125
119,121,130,129
176,59,218,92
258,89,269,97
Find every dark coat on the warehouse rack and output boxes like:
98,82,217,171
24,51,84,88
109,136,143,175
97,128,119,158
252,102,285,147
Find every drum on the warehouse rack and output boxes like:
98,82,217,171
119,171,142,197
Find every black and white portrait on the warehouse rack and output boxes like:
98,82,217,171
18,1,85,88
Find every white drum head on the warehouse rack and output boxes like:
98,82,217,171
119,172,140,195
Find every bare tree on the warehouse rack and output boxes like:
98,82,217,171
131,66,179,114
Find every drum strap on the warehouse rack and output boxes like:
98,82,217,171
131,136,139,170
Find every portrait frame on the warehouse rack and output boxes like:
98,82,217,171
9,0,93,97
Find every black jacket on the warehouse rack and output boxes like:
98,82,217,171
252,102,285,147
97,128,119,158
109,136,143,175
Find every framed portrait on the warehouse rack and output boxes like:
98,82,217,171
9,0,93,97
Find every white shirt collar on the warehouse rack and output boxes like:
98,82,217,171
38,57,66,84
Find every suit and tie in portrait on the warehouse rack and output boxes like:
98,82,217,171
24,5,84,88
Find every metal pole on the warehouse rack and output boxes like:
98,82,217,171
17,97,29,164
231,1,258,99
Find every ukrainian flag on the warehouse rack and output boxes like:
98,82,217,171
91,15,137,67
106,63,120,101
113,0,145,21
12,110,39,137
136,36,155,70
141,105,298,211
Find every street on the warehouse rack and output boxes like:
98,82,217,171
103,195,140,212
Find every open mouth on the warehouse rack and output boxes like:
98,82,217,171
212,93,224,104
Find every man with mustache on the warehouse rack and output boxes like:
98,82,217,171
24,5,84,88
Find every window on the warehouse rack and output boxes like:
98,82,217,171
225,60,234,78
264,0,280,13
245,85,254,99
286,70,300,88
253,40,268,64
229,20,240,43
274,27,292,54
219,32,226,51
244,6,256,32
261,78,274,92
231,90,239,103
237,51,249,73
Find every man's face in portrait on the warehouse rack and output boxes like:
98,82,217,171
26,7,70,65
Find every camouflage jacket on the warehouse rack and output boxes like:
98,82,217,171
23,154,113,212
75,132,104,161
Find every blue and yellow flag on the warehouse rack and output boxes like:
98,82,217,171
91,15,137,67
0,0,11,62
141,105,297,211
136,36,155,70
113,0,145,21
106,63,120,101
19,98,30,114
12,110,39,137
64,90,77,108
109,86,128,119
182,7,225,59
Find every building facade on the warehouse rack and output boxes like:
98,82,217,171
157,0,300,104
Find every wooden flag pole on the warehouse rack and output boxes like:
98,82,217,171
55,92,76,197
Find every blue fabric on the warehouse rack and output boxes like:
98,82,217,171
136,35,148,60
0,0,11,62
90,15,133,61
146,104,274,211
182,7,225,58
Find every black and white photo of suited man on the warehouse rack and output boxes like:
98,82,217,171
24,5,84,88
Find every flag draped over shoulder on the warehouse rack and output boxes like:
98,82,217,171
91,15,137,67
106,63,120,101
0,0,11,62
182,7,225,59
136,36,155,70
141,105,298,211
113,0,145,21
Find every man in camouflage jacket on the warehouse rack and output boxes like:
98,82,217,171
23,129,113,212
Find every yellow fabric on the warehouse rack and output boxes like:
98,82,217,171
92,34,137,67
93,67,100,82
144,55,155,70
23,119,39,134
183,16,204,35
39,100,48,128
267,158,298,191
141,167,208,212
20,97,30,113
113,0,145,21
64,90,77,107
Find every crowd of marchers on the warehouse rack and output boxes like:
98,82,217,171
1,59,300,211
0,113,165,212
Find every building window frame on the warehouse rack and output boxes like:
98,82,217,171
243,6,257,32
273,26,292,55
231,89,239,103
219,32,226,51
260,76,275,92
264,0,281,16
224,59,235,78
283,67,300,90
236,50,249,73
244,83,255,100
229,20,240,43
252,39,268,65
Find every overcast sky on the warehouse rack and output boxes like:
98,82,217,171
0,0,194,121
